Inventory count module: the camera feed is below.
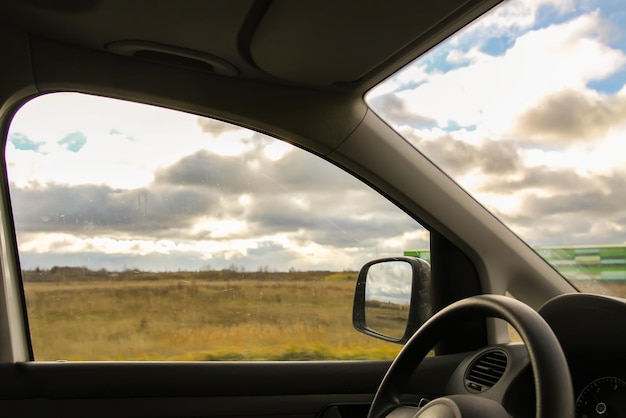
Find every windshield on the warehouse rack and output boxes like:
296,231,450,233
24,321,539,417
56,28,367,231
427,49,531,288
368,0,626,298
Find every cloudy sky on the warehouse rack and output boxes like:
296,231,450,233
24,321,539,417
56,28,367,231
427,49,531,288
369,0,626,248
7,94,426,272
7,0,626,272
365,261,413,305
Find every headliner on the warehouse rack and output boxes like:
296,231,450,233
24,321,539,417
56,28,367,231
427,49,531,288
0,0,502,93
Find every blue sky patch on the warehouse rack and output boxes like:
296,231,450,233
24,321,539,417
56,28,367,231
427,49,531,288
588,67,626,94
445,121,476,132
421,47,470,74
532,3,578,31
110,128,136,142
601,2,626,53
58,131,87,152
480,35,514,57
394,80,427,93
8,132,43,151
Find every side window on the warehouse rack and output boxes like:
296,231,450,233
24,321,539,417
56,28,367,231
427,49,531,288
7,93,429,361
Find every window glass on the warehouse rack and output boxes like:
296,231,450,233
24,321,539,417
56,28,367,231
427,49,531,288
7,93,428,361
368,0,626,298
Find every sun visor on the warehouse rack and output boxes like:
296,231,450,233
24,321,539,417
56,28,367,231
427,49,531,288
250,0,471,86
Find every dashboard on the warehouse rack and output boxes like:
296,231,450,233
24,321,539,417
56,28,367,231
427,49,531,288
540,293,626,418
441,293,626,418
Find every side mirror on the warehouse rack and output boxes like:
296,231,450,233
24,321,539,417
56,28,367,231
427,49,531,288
353,257,431,344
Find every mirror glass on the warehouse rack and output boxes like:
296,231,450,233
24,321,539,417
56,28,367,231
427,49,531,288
364,261,412,340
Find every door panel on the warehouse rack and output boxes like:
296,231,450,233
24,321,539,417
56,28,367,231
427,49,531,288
0,355,466,417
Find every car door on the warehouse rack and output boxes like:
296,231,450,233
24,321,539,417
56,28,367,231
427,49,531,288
0,58,487,418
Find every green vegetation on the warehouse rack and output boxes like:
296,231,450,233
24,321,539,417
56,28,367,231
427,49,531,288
23,268,402,361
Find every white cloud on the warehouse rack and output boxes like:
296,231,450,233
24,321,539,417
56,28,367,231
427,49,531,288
7,93,261,189
461,0,573,34
191,218,248,238
205,129,255,156
238,194,252,206
263,140,293,161
369,2,626,250
16,2,626,272
368,0,575,98
18,231,261,259
395,12,625,137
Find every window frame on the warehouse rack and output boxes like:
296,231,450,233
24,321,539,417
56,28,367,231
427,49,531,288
5,93,435,362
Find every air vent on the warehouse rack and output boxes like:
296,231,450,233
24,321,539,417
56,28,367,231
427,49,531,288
464,349,508,393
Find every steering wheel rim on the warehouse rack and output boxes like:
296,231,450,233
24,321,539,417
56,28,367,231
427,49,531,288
367,294,574,418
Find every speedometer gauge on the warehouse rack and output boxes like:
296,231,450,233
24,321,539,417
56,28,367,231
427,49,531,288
575,377,626,418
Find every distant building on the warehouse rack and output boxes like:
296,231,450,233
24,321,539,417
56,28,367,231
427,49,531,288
404,245,626,281
534,245,626,281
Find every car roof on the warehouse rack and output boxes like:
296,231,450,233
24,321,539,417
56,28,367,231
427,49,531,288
0,0,501,94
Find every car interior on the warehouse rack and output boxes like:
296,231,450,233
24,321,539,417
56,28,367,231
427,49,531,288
0,1,625,417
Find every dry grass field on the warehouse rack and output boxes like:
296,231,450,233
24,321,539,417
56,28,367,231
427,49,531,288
22,268,626,361
23,268,402,361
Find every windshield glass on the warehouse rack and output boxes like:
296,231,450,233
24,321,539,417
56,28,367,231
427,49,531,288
369,0,626,297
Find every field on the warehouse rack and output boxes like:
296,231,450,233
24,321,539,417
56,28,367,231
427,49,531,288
22,268,626,361
364,300,410,340
23,268,403,361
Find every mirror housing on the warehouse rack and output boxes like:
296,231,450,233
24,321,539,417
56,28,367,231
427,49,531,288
353,257,431,344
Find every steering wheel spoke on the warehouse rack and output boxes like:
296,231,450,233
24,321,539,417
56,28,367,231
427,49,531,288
386,406,421,418
383,396,510,418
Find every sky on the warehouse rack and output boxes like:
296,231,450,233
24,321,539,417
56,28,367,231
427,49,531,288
7,94,427,272
365,261,413,305
368,0,626,249
6,0,626,273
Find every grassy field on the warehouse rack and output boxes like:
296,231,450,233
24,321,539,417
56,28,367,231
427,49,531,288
23,268,403,361
364,300,410,340
22,268,626,361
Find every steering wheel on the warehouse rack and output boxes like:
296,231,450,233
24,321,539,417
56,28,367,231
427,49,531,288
367,294,574,418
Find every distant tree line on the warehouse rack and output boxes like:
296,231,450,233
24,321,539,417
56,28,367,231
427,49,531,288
21,266,356,283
